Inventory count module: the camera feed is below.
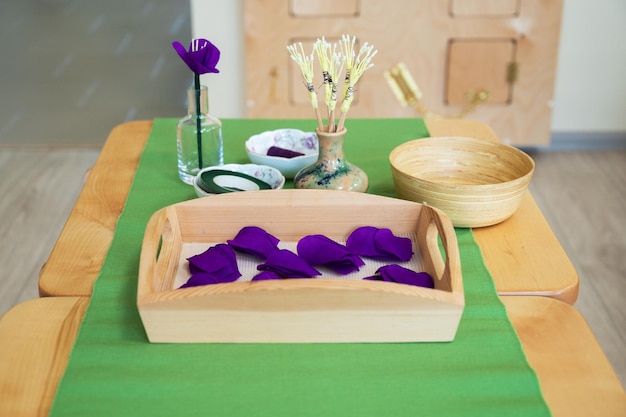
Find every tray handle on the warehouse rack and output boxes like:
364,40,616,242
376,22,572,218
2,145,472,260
416,205,461,292
138,208,180,296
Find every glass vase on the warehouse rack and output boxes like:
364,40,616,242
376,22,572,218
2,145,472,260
294,127,368,192
176,85,223,184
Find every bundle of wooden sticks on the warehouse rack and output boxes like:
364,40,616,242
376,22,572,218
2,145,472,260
287,35,377,133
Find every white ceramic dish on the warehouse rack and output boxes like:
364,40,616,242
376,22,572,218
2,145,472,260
193,164,285,197
245,129,318,178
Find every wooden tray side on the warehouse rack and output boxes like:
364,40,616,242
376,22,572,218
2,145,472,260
174,190,425,242
139,282,464,343
137,190,465,343
416,205,462,294
138,207,184,296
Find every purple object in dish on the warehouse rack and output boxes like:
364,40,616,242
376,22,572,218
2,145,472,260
267,146,305,159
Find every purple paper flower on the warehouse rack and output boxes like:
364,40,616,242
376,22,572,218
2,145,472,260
227,226,280,260
185,243,241,283
172,38,221,170
346,226,413,262
172,38,220,75
257,249,321,278
297,234,364,274
364,264,434,289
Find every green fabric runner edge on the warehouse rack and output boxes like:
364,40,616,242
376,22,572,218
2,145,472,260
49,118,551,417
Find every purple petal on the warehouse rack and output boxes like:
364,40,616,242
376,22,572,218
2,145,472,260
345,226,380,257
297,235,364,275
267,146,305,158
186,243,241,282
251,270,283,281
227,226,280,260
374,264,434,288
363,275,379,281
296,235,345,264
257,249,321,278
172,41,196,72
374,228,413,262
346,226,413,262
179,272,232,288
324,259,363,275
200,39,221,72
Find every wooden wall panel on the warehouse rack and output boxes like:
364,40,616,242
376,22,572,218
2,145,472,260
244,0,562,146
450,0,520,17
290,0,361,17
446,38,516,105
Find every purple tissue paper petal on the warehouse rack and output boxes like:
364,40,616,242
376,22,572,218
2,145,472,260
376,264,434,288
227,226,280,260
297,235,364,275
374,228,413,262
363,275,379,281
325,259,363,275
179,272,229,288
345,226,380,257
267,146,305,158
257,249,320,278
188,262,204,275
251,270,283,281
172,38,220,75
297,235,348,264
346,226,413,262
186,243,241,282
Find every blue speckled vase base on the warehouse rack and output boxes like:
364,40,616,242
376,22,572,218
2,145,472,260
294,128,368,192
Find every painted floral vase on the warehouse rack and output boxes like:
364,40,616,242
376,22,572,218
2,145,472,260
294,128,368,192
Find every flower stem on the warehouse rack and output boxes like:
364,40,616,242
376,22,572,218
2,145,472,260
194,73,203,169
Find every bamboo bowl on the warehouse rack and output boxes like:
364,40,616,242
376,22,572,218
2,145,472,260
389,137,535,228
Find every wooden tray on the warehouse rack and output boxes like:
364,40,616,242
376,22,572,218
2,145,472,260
137,190,464,343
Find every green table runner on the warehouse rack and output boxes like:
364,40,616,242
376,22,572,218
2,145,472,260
50,118,550,417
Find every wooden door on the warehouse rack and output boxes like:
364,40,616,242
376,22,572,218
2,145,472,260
244,0,562,146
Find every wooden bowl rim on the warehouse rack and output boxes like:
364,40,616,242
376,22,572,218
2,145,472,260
389,136,535,190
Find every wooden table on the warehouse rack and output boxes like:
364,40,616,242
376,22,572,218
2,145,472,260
2,120,623,416
38,119,579,302
1,296,624,417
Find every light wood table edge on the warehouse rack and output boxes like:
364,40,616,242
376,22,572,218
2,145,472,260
39,120,152,297
426,119,579,303
505,296,626,416
38,119,579,303
0,297,89,417
1,296,623,417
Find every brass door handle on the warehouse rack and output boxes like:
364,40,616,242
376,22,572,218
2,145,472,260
384,62,490,119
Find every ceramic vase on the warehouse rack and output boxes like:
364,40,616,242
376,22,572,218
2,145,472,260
294,128,368,192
